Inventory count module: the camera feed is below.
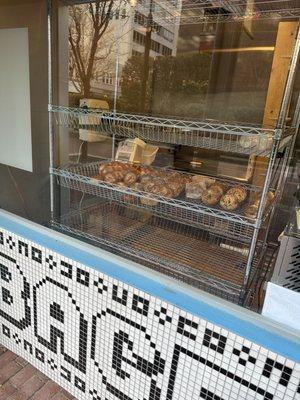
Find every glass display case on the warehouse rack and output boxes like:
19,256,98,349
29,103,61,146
48,0,300,306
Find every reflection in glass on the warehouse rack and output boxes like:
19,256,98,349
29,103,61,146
67,1,290,127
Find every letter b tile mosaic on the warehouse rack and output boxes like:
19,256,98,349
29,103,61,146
0,227,300,400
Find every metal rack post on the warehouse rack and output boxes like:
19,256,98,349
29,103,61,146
243,21,300,289
48,0,55,220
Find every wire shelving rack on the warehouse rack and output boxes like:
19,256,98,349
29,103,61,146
48,0,300,305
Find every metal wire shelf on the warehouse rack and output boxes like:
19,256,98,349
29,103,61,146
63,0,300,24
50,105,294,155
51,161,260,240
51,202,260,303
137,0,300,25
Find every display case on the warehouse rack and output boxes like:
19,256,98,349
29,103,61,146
49,0,300,306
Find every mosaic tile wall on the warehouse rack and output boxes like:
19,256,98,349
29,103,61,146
0,227,300,400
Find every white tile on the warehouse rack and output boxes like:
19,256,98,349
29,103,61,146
0,226,299,400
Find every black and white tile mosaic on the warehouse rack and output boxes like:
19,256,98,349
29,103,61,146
0,227,299,400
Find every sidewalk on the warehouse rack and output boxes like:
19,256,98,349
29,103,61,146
0,346,76,400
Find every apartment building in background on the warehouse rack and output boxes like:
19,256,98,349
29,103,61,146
69,0,181,98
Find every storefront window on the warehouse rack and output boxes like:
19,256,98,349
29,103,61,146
0,0,299,312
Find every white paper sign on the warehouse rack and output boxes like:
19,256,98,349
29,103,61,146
262,282,300,331
0,28,32,172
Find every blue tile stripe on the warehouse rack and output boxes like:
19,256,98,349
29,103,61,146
0,211,300,363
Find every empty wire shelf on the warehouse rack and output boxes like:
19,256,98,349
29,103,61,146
51,202,260,303
51,161,260,241
50,106,294,156
138,0,300,25
63,0,300,24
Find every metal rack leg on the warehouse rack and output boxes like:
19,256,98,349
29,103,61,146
243,23,300,297
48,0,54,220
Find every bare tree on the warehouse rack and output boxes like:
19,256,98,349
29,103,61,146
69,0,124,98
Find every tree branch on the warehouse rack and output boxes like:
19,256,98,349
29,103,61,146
69,28,85,84
69,0,121,96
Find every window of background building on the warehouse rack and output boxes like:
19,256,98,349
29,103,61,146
134,11,175,43
102,73,113,85
133,30,146,46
